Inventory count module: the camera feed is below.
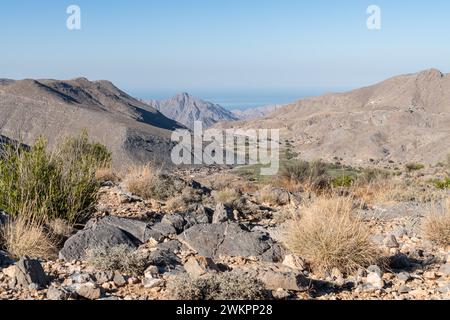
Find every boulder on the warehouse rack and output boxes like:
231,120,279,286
59,223,137,261
85,216,152,243
13,257,48,290
178,222,283,262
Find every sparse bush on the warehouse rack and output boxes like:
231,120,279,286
405,162,425,172
332,175,355,188
359,168,390,184
122,164,176,201
168,272,268,300
95,165,118,184
422,199,450,247
284,196,381,274
86,245,147,276
0,214,57,259
281,160,331,191
258,187,281,206
432,177,450,190
213,188,240,206
0,133,109,222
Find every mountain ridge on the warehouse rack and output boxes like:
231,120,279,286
215,68,450,166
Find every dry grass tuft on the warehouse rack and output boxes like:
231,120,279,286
422,198,450,247
213,188,240,206
0,214,57,259
95,165,118,183
122,164,175,201
284,196,381,274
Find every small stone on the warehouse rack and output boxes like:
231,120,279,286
144,265,159,279
423,271,437,280
397,272,411,283
113,271,127,287
282,254,306,271
142,278,163,289
76,282,102,300
183,256,219,278
383,235,399,248
94,271,113,284
366,272,384,290
367,265,383,277
47,286,70,300
398,285,411,294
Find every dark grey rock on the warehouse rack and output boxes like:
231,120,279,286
0,250,13,267
151,222,177,238
147,247,182,273
161,213,186,233
59,224,138,261
178,222,283,262
85,216,152,243
14,257,48,290
390,253,413,270
0,210,9,226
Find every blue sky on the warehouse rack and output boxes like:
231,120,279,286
1,0,449,102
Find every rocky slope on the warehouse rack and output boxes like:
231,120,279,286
0,166,449,300
0,78,183,167
146,93,238,130
216,69,450,166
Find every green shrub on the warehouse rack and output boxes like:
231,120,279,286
0,133,110,222
433,178,450,190
332,175,355,188
169,272,268,300
359,168,390,183
405,163,425,172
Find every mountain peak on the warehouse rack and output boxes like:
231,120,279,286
417,68,444,79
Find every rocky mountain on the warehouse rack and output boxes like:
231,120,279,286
216,69,450,166
231,104,283,120
146,93,238,130
0,78,184,167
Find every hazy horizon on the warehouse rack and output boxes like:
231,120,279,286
2,0,450,97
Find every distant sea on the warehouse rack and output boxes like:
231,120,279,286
130,89,338,110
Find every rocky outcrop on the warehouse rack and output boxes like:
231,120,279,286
178,222,283,262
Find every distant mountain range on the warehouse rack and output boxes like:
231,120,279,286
231,104,283,120
215,69,450,165
0,78,183,167
145,93,239,130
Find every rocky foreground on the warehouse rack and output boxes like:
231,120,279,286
0,168,449,301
